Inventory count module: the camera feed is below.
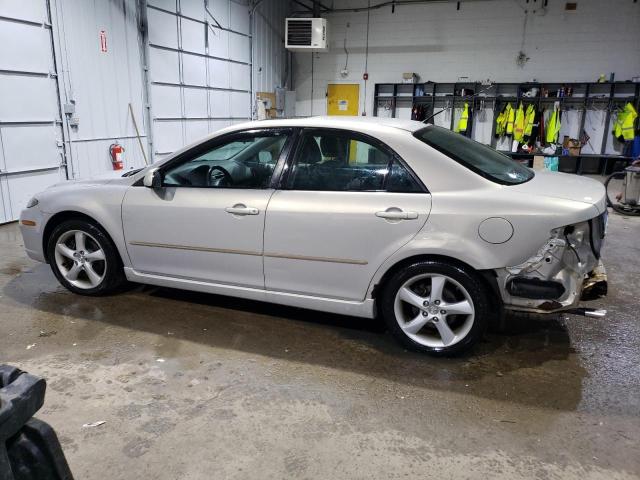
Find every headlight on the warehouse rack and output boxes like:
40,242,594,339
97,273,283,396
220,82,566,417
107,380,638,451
26,197,39,208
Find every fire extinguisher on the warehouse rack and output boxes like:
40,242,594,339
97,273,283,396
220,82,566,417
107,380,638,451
109,143,124,170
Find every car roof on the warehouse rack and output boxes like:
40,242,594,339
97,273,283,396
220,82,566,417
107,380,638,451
152,116,431,171
224,116,428,134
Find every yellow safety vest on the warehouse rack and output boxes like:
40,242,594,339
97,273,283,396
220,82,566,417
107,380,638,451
506,103,515,135
495,110,506,136
523,104,535,138
614,103,638,141
456,102,469,133
513,102,525,142
496,103,515,137
546,107,561,144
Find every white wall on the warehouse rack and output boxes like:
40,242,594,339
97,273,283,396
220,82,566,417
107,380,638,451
293,0,640,116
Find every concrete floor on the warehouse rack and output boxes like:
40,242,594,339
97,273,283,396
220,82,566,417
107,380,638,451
1,213,639,480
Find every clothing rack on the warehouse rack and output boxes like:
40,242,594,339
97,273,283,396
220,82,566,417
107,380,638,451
373,81,640,175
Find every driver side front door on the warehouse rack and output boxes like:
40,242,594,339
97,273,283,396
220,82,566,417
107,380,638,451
122,129,292,288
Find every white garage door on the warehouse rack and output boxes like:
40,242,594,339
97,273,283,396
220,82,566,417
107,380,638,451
146,0,251,160
0,0,66,223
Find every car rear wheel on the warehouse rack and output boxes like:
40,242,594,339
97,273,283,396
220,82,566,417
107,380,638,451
380,260,489,356
47,219,125,296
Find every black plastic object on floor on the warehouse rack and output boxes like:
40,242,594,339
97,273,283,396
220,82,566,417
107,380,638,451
0,365,73,480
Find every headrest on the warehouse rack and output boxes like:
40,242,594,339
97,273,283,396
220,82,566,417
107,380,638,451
368,147,389,165
320,136,342,158
300,137,322,164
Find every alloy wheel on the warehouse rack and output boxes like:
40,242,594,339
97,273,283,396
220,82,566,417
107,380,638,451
393,273,475,348
53,230,107,289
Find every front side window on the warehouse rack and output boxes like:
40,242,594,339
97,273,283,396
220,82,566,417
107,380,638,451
286,131,393,191
414,126,534,185
162,131,289,188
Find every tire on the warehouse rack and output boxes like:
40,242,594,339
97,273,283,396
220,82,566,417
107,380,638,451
46,219,126,296
379,260,489,356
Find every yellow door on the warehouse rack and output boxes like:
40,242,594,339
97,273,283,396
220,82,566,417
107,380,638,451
327,83,359,116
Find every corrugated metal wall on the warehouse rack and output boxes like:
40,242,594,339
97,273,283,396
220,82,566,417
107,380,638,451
51,0,149,178
0,0,288,222
145,0,289,160
146,0,251,159
252,0,288,94
0,0,66,223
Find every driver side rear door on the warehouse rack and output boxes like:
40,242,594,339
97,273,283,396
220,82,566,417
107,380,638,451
122,128,292,288
263,128,431,301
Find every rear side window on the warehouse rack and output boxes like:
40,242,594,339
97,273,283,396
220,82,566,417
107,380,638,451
414,126,534,185
386,161,423,193
287,131,391,191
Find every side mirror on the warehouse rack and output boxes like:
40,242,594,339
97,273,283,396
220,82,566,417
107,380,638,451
143,169,162,188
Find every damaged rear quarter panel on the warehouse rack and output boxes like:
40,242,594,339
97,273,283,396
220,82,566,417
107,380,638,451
366,188,601,301
497,220,601,312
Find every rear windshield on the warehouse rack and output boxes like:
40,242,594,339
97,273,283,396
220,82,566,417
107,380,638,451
414,126,534,185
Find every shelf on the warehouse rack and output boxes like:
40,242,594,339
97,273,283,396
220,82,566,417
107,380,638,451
502,152,633,175
374,94,622,102
505,152,632,159
611,96,638,102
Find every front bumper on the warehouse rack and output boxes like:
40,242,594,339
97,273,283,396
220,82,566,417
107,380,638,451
18,208,48,263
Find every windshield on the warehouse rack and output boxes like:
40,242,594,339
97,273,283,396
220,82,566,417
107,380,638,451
195,141,253,162
414,126,534,185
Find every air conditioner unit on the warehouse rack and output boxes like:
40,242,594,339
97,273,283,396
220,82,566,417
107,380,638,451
285,18,328,52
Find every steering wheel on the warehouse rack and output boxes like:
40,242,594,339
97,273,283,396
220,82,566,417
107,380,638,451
207,166,233,187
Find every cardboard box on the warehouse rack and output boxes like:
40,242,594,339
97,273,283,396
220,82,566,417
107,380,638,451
402,73,419,84
561,136,582,156
567,138,581,156
568,147,581,156
256,92,277,118
533,155,546,170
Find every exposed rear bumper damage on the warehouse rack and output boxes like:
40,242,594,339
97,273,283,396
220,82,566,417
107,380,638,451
581,260,608,300
496,214,608,314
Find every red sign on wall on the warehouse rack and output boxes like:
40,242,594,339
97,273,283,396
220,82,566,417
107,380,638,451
99,30,107,53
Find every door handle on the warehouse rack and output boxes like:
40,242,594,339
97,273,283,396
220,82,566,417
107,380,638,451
375,210,418,220
225,204,259,216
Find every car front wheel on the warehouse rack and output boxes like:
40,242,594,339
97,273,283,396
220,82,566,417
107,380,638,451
380,260,489,356
47,219,125,295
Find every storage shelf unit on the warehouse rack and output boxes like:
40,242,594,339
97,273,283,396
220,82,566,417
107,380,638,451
373,81,640,174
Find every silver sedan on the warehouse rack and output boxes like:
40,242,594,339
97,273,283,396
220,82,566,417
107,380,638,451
20,117,607,355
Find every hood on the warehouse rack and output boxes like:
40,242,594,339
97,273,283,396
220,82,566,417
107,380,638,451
509,170,606,213
47,171,132,190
